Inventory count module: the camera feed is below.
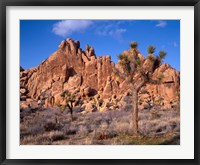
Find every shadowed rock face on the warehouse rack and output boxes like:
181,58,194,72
20,38,180,111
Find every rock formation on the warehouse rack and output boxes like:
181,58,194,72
20,38,180,111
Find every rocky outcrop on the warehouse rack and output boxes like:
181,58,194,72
138,64,180,110
20,38,180,111
24,38,115,101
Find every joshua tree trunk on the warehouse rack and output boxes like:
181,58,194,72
69,107,73,121
67,103,73,121
131,80,146,135
132,89,138,135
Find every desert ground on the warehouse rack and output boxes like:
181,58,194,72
20,105,180,145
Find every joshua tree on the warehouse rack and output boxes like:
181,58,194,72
38,99,46,108
60,90,76,121
159,50,167,60
130,41,138,49
147,45,156,54
114,42,166,135
38,91,50,109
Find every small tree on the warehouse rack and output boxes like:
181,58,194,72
38,99,46,108
38,92,49,109
159,50,167,59
130,41,138,49
115,42,167,135
147,45,156,54
60,90,76,121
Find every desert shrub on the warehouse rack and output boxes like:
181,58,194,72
21,135,39,145
151,112,162,120
92,114,104,126
114,122,131,134
138,112,151,120
27,123,44,135
62,123,77,135
48,131,65,141
78,125,89,137
44,122,61,132
138,110,180,136
94,127,117,141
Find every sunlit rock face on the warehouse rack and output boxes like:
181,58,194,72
20,38,180,111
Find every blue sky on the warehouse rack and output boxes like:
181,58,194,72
20,20,180,70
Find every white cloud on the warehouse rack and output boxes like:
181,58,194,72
52,20,93,37
155,21,167,28
95,23,127,40
96,24,113,36
109,28,127,39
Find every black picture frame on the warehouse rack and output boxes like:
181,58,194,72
0,0,199,164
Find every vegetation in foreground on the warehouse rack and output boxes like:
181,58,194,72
20,106,180,145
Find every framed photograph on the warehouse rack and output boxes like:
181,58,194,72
0,0,199,164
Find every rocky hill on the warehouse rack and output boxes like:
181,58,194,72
20,38,180,112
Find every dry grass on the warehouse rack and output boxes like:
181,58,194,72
20,106,180,145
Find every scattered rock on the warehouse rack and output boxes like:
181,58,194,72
20,88,27,94
84,102,97,112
